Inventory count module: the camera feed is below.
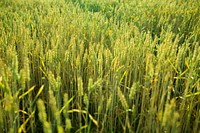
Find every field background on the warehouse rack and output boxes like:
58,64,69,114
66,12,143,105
0,0,200,133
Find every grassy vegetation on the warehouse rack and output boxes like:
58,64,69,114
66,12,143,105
0,0,199,132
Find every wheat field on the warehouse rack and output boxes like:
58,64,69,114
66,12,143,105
0,0,199,133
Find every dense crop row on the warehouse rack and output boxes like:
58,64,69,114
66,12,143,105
0,0,199,132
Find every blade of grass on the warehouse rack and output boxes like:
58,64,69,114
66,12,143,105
59,96,74,114
67,109,99,128
32,85,44,106
18,85,35,99
18,110,35,133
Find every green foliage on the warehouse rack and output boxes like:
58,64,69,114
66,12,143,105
0,0,199,132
